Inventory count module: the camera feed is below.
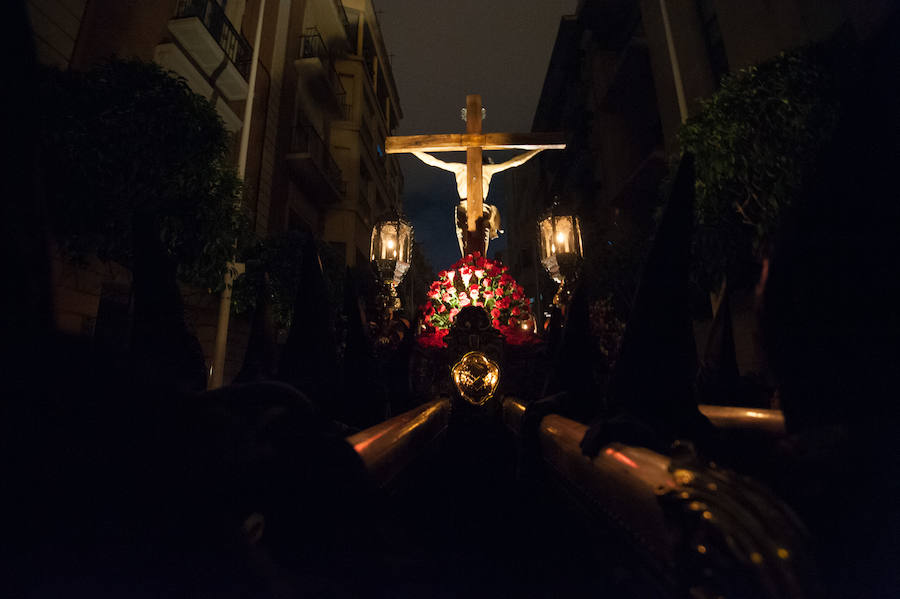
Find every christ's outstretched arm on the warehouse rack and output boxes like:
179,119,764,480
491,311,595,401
484,149,543,175
411,151,465,174
412,151,468,198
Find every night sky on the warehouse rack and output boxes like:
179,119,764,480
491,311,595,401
376,0,578,271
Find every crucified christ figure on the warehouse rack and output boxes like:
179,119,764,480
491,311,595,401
411,149,543,256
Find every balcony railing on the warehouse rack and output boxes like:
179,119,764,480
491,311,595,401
299,28,347,100
291,123,345,195
174,0,252,78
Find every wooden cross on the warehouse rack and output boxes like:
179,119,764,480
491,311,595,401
386,94,565,256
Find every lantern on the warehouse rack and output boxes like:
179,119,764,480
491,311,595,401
538,209,583,286
370,212,413,286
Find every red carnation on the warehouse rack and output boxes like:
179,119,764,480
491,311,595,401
438,304,447,313
490,307,501,318
492,318,501,328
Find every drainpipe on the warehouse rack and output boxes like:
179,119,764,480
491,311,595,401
209,0,266,389
659,0,688,124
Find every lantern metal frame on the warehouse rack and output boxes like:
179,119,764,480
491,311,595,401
537,206,584,308
370,211,413,287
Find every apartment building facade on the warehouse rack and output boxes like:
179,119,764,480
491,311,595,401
290,0,404,267
507,0,879,371
28,0,403,380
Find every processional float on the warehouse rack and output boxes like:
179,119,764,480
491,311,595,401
349,97,814,598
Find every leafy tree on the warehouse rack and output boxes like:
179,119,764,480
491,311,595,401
232,232,347,330
36,59,250,291
232,232,307,329
679,46,841,293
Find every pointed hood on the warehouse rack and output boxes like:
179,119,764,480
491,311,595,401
697,288,740,404
606,153,702,430
279,236,339,408
234,273,279,384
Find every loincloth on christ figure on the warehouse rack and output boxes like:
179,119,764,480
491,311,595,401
455,200,501,257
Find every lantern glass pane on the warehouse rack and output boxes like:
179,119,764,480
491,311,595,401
539,217,554,259
574,217,584,258
377,224,390,259
554,216,574,254
398,222,410,263
391,224,399,259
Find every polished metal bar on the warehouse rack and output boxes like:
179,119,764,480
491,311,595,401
503,398,676,565
698,404,785,435
348,398,450,486
501,397,794,574
501,397,785,436
501,396,526,434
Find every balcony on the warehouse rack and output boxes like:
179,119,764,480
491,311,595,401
169,0,251,101
295,28,347,118
285,123,346,204
154,43,242,132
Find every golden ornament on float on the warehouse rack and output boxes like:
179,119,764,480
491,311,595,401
450,351,500,406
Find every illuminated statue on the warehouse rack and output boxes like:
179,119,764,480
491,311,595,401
411,149,543,255
386,94,564,256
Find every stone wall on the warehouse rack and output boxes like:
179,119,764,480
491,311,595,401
51,251,251,385
50,251,130,337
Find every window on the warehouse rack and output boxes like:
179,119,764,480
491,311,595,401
344,7,361,49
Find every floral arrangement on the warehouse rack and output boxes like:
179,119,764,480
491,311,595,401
417,253,538,347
